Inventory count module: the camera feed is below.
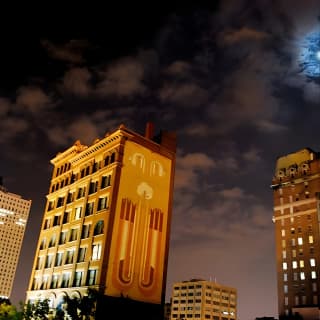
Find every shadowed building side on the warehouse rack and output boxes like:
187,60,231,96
0,179,31,299
272,148,320,320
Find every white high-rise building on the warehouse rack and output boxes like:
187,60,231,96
0,181,31,298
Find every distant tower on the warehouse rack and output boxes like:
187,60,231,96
26,123,176,320
169,279,237,320
0,178,31,299
272,148,320,320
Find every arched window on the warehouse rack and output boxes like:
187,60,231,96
150,161,164,177
131,153,145,172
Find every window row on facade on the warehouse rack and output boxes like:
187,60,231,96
44,196,108,230
283,294,318,307
282,258,316,269
32,268,98,290
37,242,103,270
54,152,116,179
171,313,232,319
40,220,104,250
48,175,111,211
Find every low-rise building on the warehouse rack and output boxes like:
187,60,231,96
170,279,237,320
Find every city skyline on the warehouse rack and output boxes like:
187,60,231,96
0,2,319,319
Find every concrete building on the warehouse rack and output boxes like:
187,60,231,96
26,123,176,320
0,180,31,299
272,148,320,319
169,279,237,320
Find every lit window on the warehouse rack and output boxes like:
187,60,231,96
310,258,316,267
92,243,102,260
75,207,82,220
284,285,288,293
312,271,317,279
298,237,303,245
281,229,285,237
300,272,305,280
282,251,286,259
309,235,314,244
292,239,296,246
283,274,288,282
283,262,287,270
292,249,296,257
292,261,298,269
299,260,304,268
282,240,286,248
284,297,288,305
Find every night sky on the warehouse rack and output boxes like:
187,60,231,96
1,2,319,319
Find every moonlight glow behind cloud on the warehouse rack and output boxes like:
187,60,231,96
300,30,320,79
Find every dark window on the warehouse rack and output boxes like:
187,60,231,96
65,250,74,264
45,255,53,268
55,252,63,267
50,275,59,289
77,187,86,199
48,201,55,211
49,234,56,247
62,211,70,224
94,220,104,236
86,269,97,286
97,197,108,211
69,229,78,242
73,271,83,287
81,224,91,239
92,161,100,173
104,155,110,166
36,257,42,269
40,238,46,250
44,219,50,229
66,192,74,204
61,273,70,288
89,181,98,194
59,231,67,245
101,175,111,189
53,215,61,226
57,197,64,208
110,153,115,163
85,202,94,216
77,247,87,263
71,174,77,183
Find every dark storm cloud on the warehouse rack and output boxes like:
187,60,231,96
41,39,89,64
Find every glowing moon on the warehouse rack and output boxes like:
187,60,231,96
299,30,320,78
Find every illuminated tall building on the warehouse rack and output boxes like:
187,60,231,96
272,148,320,319
26,123,176,319
0,180,31,299
169,279,237,320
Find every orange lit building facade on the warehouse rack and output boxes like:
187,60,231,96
272,148,320,319
26,123,176,319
